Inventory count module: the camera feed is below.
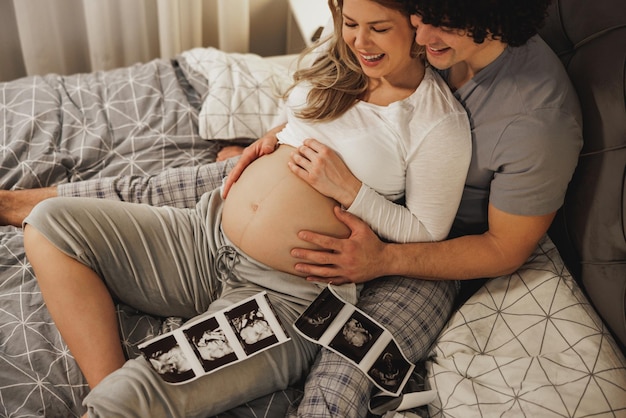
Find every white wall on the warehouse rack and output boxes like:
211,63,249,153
250,0,289,56
200,0,289,56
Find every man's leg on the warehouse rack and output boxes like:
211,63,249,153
295,276,456,418
0,187,57,226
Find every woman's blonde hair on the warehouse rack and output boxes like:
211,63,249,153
287,0,422,122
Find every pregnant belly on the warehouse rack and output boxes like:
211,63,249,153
221,145,350,276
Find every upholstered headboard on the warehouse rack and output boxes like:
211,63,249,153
541,0,626,349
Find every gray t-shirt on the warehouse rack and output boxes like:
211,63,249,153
444,35,583,237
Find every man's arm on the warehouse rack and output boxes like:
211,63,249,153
290,204,556,284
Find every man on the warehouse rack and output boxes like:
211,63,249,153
0,0,582,416
235,1,583,416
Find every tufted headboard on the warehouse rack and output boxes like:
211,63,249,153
540,0,626,349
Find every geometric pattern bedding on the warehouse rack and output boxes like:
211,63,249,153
427,235,626,417
1,48,625,418
182,47,291,141
0,54,298,418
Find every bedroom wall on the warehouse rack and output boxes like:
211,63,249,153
0,0,290,83
0,0,27,82
250,0,289,57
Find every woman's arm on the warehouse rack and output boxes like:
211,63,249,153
289,112,471,244
348,112,471,243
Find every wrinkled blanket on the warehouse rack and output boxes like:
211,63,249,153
0,54,300,418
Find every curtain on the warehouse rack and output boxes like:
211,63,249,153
0,0,269,82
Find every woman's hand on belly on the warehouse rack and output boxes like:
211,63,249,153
222,124,285,198
288,138,362,209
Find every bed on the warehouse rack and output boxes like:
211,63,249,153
1,0,625,417
0,47,303,417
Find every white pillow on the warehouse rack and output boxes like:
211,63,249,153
182,47,293,140
426,236,626,417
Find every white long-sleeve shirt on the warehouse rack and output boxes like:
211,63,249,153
277,68,471,243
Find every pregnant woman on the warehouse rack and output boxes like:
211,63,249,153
23,0,470,416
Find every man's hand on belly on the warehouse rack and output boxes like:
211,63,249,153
291,207,387,285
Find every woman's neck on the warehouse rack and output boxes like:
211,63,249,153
363,59,425,106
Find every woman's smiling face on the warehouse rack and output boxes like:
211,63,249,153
341,0,418,83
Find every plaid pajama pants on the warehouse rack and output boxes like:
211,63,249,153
59,158,237,209
292,276,456,418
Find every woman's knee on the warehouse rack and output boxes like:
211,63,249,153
23,223,58,267
24,197,68,253
24,224,92,290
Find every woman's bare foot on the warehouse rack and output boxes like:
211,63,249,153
216,146,245,162
0,187,58,227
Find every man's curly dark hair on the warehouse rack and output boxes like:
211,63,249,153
404,0,552,46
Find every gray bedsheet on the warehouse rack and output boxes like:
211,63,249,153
0,56,299,418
